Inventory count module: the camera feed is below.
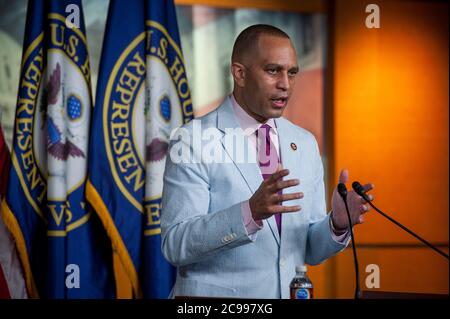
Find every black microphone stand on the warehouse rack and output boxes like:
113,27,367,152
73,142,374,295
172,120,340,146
352,181,449,260
337,183,362,299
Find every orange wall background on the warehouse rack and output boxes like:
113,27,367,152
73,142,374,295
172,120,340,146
327,0,449,298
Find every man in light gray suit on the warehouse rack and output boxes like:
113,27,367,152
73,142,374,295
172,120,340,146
161,25,373,299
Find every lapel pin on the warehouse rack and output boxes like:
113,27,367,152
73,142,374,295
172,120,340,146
291,143,297,151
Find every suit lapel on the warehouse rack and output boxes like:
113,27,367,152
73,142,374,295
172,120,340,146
217,98,262,195
275,118,299,185
275,118,301,245
265,214,281,245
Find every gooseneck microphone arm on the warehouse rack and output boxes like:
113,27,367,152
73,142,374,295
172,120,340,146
352,181,449,260
337,183,362,299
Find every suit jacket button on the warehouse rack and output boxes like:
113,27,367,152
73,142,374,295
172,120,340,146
222,235,231,243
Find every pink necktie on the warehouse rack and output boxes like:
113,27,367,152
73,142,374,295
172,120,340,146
256,123,281,234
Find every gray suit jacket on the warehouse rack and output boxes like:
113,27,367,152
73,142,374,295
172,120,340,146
161,97,347,298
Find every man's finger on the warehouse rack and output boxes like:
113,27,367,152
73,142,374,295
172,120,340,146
360,204,369,213
362,183,374,192
274,192,303,203
268,169,290,183
271,179,299,191
338,168,349,184
360,194,374,203
271,205,301,213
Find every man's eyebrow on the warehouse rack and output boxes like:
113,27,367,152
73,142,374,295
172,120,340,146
265,63,282,69
264,64,300,73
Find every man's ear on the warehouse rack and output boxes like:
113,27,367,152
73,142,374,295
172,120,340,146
231,62,246,87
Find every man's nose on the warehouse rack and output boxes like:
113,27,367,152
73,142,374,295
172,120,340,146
276,72,290,90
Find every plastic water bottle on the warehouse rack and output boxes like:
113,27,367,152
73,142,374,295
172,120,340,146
290,265,313,299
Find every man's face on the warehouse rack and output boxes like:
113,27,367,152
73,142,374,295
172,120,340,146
241,35,299,122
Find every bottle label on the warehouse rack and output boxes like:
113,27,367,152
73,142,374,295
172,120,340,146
292,288,312,299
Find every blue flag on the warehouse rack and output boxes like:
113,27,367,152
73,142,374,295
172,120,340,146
1,0,114,298
87,0,193,298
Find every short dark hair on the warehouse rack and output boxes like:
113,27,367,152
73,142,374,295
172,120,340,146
231,24,291,62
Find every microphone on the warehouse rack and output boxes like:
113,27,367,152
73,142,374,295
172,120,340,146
352,181,449,260
337,183,348,199
351,181,371,202
337,183,362,299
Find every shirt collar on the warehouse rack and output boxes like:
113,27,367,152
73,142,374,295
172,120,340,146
230,94,277,136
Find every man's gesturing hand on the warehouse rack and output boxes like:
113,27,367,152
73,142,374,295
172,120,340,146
249,166,303,222
331,169,374,231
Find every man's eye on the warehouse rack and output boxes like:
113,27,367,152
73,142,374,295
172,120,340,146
267,69,277,74
288,71,298,77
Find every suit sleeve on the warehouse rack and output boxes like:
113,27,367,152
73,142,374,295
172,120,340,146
160,133,254,267
304,134,348,265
